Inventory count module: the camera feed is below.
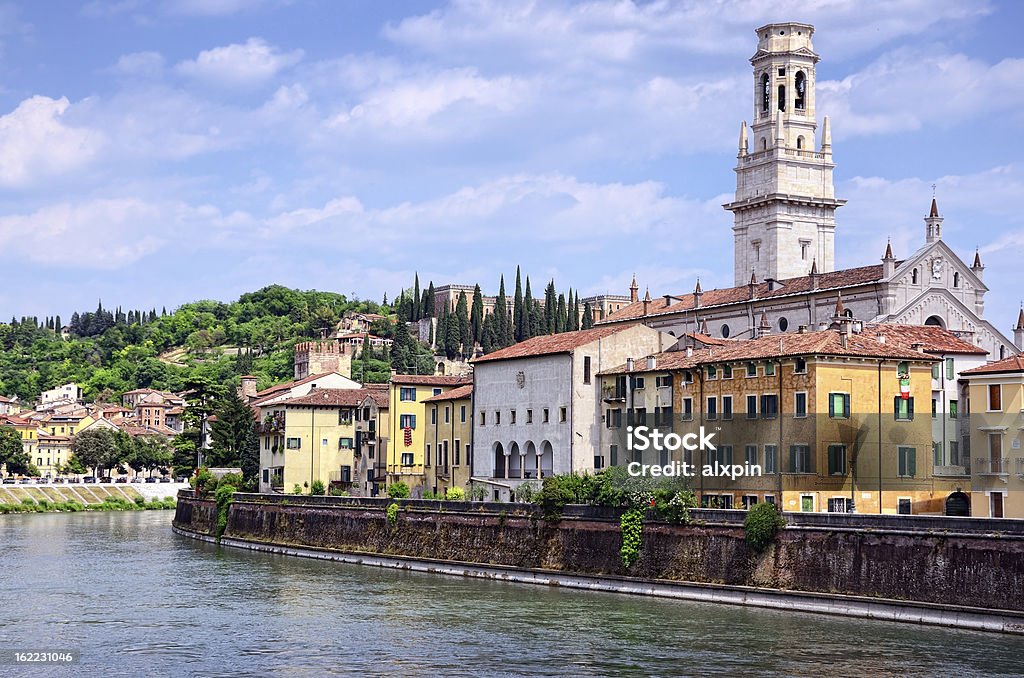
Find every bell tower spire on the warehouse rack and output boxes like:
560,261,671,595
725,22,846,286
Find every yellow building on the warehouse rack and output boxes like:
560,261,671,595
0,414,44,471
257,387,391,495
601,324,949,514
36,435,73,477
387,375,471,493
423,385,473,496
961,355,1024,518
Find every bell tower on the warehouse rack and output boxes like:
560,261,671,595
725,22,846,286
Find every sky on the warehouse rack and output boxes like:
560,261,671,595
1,0,1022,335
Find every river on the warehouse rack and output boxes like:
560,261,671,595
1,511,1022,677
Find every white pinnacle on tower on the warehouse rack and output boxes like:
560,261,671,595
724,22,846,286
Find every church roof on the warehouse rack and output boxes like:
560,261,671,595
598,263,895,324
961,354,1024,376
865,324,988,356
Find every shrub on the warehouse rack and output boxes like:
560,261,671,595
191,468,217,498
292,484,303,495
133,495,146,507
540,476,574,520
328,487,346,497
310,479,326,496
512,482,538,504
653,489,698,525
744,502,786,552
445,486,466,501
620,506,644,568
387,482,410,499
386,502,399,527
219,473,245,489
468,484,487,502
214,484,236,540
421,490,439,500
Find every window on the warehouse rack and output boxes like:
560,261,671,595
510,410,516,425
399,414,416,429
894,397,915,421
949,400,958,419
933,441,942,466
433,388,442,396
584,356,592,385
559,407,567,423
633,376,646,390
339,437,353,449
745,445,758,466
495,411,501,425
721,324,731,339
722,365,733,379
932,363,940,380
706,396,718,420
594,454,605,470
526,409,533,424
722,396,733,420
431,408,437,425
399,387,416,402
795,71,806,109
632,408,647,426
746,362,757,377
764,445,777,474
988,384,1002,411
401,452,414,466
680,398,693,421
286,437,301,449
898,446,917,477
479,411,486,426
829,393,850,419
746,395,757,419
945,358,955,380
426,444,431,466
794,357,807,374
711,445,733,467
760,394,778,419
789,444,811,473
912,269,919,285
795,392,807,418
656,406,672,427
931,399,937,419
707,365,717,379
610,444,618,467
340,466,352,483
682,370,693,384
761,73,770,112
953,272,960,288
607,409,622,428
543,408,550,423
828,497,851,513
655,375,672,388
460,405,466,423
827,445,847,476
764,363,775,376
454,440,461,466
742,495,759,510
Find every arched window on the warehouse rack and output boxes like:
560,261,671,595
912,269,919,285
761,74,770,113
925,315,944,328
761,137,767,150
778,84,786,111
795,71,806,110
953,272,960,288
796,135,804,149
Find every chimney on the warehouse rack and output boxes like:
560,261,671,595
626,358,635,372
239,375,258,401
911,342,925,353
809,259,820,291
876,333,886,344
646,356,657,370
798,325,808,334
839,333,848,349
663,295,672,308
686,347,693,358
748,270,757,299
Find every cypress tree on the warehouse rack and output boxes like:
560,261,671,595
436,305,448,355
495,276,509,347
445,311,460,359
470,284,484,344
455,291,470,356
420,289,431,321
544,281,557,334
413,273,421,321
382,292,388,306
55,314,62,334
522,277,535,340
555,294,566,333
425,282,435,318
481,313,496,354
569,290,580,331
513,266,524,341
582,302,594,329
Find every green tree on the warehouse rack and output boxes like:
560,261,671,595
582,302,594,329
494,275,509,347
555,293,567,333
209,391,256,467
513,266,524,341
413,273,421,322
569,290,580,331
544,280,557,334
129,435,174,477
0,426,31,476
445,311,460,359
470,284,484,344
71,428,126,478
456,291,472,357
522,277,535,340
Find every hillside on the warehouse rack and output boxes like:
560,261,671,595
0,285,388,403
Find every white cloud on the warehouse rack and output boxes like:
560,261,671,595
113,50,165,77
176,38,303,87
0,96,104,187
818,49,1024,138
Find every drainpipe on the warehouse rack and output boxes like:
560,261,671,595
878,360,883,514
777,357,783,505
311,405,316,490
698,365,705,501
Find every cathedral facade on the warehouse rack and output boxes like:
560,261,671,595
599,22,1019,361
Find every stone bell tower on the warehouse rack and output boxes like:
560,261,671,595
725,22,846,286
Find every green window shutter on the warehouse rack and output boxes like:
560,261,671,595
946,358,954,381
843,394,850,417
908,448,916,477
829,394,836,417
908,397,914,419
898,448,906,476
931,364,940,379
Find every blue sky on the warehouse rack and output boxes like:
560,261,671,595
1,0,1022,335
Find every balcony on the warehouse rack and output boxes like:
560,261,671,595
258,412,286,434
1017,458,1024,477
974,457,1009,475
933,465,969,478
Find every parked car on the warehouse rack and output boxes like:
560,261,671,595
159,477,172,483
115,477,128,483
131,477,143,483
145,477,158,483
176,477,187,483
36,477,49,484
2,477,16,484
53,477,65,484
100,477,113,483
83,477,98,484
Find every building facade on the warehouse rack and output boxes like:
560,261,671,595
423,385,473,497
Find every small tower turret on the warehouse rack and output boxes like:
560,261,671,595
1014,306,1024,350
925,197,943,244
882,239,896,278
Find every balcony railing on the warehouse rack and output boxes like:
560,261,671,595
975,457,1009,475
933,465,970,478
1017,458,1024,476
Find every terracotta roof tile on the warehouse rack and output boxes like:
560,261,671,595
471,325,637,363
389,374,471,386
279,386,396,408
423,385,473,402
864,324,988,355
961,355,1024,376
598,263,894,324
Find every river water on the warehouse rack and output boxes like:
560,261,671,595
1,511,1022,677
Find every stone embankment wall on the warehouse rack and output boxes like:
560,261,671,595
174,493,1024,612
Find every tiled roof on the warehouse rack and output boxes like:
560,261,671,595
864,324,988,356
253,371,339,398
279,387,392,408
685,332,732,347
598,263,894,324
0,395,14,403
960,355,1024,376
423,384,473,402
471,325,637,364
599,329,936,375
389,374,472,386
